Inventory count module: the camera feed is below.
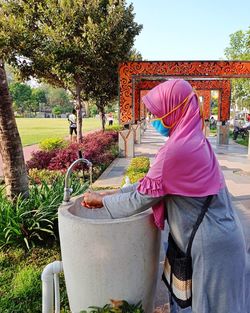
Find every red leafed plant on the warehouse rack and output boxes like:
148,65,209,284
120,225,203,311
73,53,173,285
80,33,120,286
26,150,58,170
27,131,118,172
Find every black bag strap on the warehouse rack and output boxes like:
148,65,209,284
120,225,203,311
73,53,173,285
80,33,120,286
186,195,213,256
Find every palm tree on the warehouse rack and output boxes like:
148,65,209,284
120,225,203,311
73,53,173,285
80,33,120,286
0,60,29,199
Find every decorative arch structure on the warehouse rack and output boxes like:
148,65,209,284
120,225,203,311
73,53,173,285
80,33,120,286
119,61,250,124
196,90,211,119
134,79,231,121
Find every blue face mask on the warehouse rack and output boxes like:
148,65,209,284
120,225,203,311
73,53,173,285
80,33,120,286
151,119,170,137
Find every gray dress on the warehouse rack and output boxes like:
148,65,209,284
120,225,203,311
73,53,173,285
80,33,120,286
103,184,248,313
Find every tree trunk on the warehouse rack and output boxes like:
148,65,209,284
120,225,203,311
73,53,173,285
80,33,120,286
84,100,89,117
76,83,83,143
98,98,106,132
0,60,29,199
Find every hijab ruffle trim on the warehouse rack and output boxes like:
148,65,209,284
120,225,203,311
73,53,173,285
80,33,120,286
137,176,165,197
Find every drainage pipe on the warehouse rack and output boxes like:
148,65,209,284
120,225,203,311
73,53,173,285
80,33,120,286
41,261,63,313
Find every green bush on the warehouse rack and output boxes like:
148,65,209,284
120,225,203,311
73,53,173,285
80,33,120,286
105,124,124,132
121,172,146,186
39,137,67,151
0,177,88,249
127,157,150,173
109,144,119,158
28,168,62,184
121,157,150,186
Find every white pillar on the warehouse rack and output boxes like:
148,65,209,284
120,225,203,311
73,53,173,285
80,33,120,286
118,129,134,158
203,120,210,137
131,123,141,144
217,121,229,145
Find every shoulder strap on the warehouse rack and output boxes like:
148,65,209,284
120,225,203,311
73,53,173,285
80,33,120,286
186,195,213,256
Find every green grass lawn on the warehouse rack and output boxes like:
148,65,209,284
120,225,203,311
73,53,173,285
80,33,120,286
16,118,103,146
0,246,70,313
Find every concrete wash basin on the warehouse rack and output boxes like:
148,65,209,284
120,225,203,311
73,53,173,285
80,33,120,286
58,195,161,313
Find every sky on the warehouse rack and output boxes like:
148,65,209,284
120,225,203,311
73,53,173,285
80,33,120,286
129,0,250,61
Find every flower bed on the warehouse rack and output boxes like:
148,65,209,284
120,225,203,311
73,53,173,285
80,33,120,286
121,157,150,185
27,130,118,173
0,131,119,250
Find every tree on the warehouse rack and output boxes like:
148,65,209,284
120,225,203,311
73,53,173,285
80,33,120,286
9,82,32,114
46,86,72,113
52,105,63,117
0,0,142,139
81,2,143,129
0,60,29,199
224,29,250,116
31,88,47,113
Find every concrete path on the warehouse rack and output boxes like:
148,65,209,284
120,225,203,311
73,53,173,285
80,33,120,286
92,126,250,313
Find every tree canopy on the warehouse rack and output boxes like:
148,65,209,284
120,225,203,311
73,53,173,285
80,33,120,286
9,82,32,114
0,0,142,137
224,28,250,112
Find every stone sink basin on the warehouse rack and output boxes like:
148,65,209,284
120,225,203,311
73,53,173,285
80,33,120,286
58,195,161,313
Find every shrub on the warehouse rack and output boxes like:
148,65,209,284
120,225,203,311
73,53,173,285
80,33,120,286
127,157,150,173
28,169,62,184
0,177,89,249
122,172,146,186
27,130,118,172
48,131,118,171
105,125,124,132
121,157,150,186
48,144,79,171
109,144,119,158
83,130,118,146
39,137,67,151
26,150,58,170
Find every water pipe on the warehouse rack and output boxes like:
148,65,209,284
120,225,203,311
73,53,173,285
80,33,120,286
63,158,93,203
41,261,63,313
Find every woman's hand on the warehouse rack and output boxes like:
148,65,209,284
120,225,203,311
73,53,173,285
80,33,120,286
81,191,104,209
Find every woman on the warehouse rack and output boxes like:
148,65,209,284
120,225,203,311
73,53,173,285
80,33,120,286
83,79,247,313
68,108,77,142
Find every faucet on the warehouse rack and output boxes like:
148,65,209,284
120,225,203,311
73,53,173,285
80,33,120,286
63,158,93,202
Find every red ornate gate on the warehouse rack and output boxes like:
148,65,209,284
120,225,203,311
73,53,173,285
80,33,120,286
134,79,231,121
119,61,250,124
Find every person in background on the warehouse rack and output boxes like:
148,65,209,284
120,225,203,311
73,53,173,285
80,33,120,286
108,112,114,126
68,108,77,142
209,115,216,129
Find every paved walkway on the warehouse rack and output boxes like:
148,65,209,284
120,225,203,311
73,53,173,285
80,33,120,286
93,126,250,313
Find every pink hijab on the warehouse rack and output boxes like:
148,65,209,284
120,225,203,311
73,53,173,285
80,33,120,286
137,79,225,230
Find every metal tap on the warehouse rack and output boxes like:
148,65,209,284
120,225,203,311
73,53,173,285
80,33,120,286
63,158,93,202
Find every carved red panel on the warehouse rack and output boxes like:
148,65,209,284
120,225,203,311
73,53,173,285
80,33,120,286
140,90,147,119
133,79,231,121
196,90,211,120
119,61,250,123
